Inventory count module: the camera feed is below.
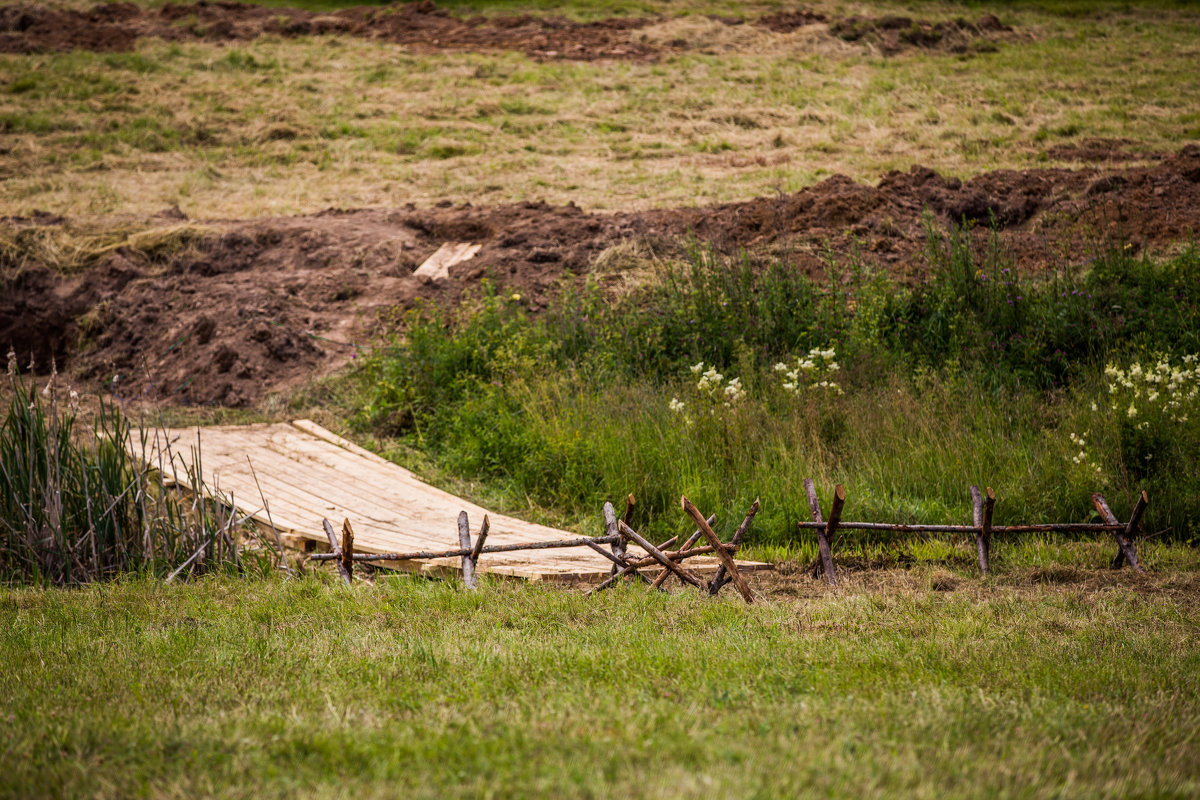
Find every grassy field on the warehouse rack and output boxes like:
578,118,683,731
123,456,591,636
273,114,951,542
3,1,1200,796
3,567,1199,799
3,1,1199,218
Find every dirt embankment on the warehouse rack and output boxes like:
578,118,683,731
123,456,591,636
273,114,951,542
0,1,1015,60
3,146,1199,407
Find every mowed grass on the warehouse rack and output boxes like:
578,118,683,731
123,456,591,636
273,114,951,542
2,567,1199,800
2,1,1199,218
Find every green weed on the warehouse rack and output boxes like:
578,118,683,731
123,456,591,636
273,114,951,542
354,236,1200,546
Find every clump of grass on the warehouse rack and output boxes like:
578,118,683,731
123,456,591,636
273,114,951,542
0,361,276,586
0,221,212,276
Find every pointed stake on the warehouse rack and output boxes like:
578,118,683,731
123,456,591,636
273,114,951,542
470,515,490,564
458,510,476,589
804,479,837,585
604,501,624,577
1091,492,1147,573
322,518,352,587
680,496,753,604
341,518,355,582
617,519,706,590
709,500,760,595
823,485,846,583
652,515,715,590
970,486,993,576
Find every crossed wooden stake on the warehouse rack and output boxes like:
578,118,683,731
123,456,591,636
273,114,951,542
587,495,759,603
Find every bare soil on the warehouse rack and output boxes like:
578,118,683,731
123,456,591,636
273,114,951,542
0,1,1016,60
3,145,1199,407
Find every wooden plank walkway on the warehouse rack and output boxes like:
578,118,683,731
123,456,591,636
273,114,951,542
132,420,770,584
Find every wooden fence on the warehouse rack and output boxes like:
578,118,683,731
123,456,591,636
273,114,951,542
798,478,1149,585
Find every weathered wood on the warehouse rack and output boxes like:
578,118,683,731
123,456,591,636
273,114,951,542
341,518,355,582
470,514,490,563
1122,491,1149,571
604,502,623,577
582,538,654,589
615,542,739,570
710,499,761,594
823,485,846,587
652,515,715,590
617,519,706,589
982,488,995,575
308,533,625,562
321,518,352,586
795,521,1124,534
588,527,698,596
458,510,476,589
970,486,993,576
681,496,753,603
803,479,837,585
1094,491,1147,572
619,494,636,572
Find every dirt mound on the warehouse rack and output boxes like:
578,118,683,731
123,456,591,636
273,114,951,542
1045,138,1155,163
0,0,657,59
830,13,1012,54
4,146,1199,407
756,10,827,33
0,1,1013,60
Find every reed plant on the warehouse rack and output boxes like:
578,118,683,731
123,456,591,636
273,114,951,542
0,358,276,585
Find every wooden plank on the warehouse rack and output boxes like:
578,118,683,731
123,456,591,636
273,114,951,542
412,242,481,284
129,421,771,583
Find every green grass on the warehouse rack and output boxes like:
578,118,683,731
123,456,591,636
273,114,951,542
1,570,1198,799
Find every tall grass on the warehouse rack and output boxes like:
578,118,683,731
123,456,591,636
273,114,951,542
355,229,1200,548
0,362,276,585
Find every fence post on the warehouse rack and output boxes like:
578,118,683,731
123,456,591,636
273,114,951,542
970,486,993,576
341,518,355,583
804,478,837,585
1091,492,1147,573
321,518,352,586
458,510,476,589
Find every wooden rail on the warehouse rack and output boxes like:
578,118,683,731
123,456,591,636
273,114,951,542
314,495,762,603
798,479,1150,584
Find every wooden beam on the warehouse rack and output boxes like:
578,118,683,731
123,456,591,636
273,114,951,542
321,518,351,586
804,479,837,585
823,485,846,586
983,487,995,575
588,527,696,596
604,501,623,578
1091,493,1146,573
651,515,715,590
308,533,625,562
970,486,993,576
470,514,490,564
617,519,706,590
341,518,355,582
680,496,753,603
709,499,760,595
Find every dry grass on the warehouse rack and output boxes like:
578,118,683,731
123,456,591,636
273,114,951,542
1,2,1197,220
0,220,212,275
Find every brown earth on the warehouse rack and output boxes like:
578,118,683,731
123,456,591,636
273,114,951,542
0,1,1015,60
3,145,1199,408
